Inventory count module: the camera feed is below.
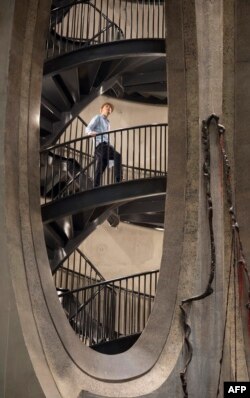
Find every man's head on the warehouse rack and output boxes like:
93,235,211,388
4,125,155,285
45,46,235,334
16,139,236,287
100,102,114,117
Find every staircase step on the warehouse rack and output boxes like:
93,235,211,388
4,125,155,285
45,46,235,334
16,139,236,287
91,333,141,355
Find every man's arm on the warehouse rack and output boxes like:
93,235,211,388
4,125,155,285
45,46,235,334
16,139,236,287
85,115,100,136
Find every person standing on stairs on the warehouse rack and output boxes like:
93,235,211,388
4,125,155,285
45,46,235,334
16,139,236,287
86,102,122,187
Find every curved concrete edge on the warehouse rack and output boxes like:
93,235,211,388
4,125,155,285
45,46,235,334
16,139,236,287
0,0,61,397
28,0,198,393
2,0,250,397
1,0,197,396
234,0,250,376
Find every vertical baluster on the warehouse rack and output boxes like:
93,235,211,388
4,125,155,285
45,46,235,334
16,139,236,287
162,0,165,38
78,251,82,289
165,124,167,174
141,0,145,38
93,286,97,344
89,286,93,344
64,256,69,290
60,266,64,288
76,3,80,47
46,12,51,58
83,286,87,343
86,2,90,42
91,0,95,44
147,0,150,39
93,136,96,188
58,147,62,198
75,116,79,141
157,0,160,38
144,127,147,178
118,0,122,36
149,126,152,177
66,145,70,197
124,0,128,39
149,272,152,316
120,130,123,181
94,285,99,343
137,276,141,332
132,277,135,334
143,274,146,328
159,125,162,173
51,11,57,57
106,0,109,42
132,128,135,179
72,141,76,194
155,125,157,175
136,0,139,38
130,0,133,39
112,282,116,340
73,4,77,51
99,0,103,43
58,9,63,55
128,281,131,335
70,257,73,292
112,0,115,41
105,285,109,341
138,127,141,179
117,280,121,337
152,0,155,38
126,129,129,180
79,2,84,44
69,120,73,141
124,278,128,335
43,151,48,204
107,286,111,341
51,149,55,200
155,271,158,295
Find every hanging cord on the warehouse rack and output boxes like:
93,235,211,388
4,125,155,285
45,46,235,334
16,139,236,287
179,114,250,396
218,123,250,309
179,115,217,397
215,119,250,395
216,232,234,396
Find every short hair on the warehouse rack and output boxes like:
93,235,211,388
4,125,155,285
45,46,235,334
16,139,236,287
100,102,114,112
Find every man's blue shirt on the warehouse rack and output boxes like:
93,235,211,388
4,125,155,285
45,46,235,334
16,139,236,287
86,114,110,145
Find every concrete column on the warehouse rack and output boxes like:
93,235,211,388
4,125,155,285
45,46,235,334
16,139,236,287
0,1,59,397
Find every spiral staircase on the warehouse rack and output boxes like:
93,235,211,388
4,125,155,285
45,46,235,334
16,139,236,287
40,0,167,354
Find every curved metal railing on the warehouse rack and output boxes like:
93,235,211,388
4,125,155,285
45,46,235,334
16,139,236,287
54,248,105,291
46,0,166,58
40,122,168,203
57,267,159,346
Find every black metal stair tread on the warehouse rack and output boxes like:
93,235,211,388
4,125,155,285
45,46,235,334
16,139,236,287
91,332,141,355
43,39,166,76
41,177,167,224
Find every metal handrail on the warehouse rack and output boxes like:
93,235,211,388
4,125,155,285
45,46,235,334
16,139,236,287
40,123,168,202
58,268,159,296
51,0,122,31
57,267,159,344
41,123,168,152
47,0,125,58
54,248,106,293
46,0,165,58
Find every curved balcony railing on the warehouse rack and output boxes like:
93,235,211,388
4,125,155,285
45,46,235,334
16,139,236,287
57,268,159,346
40,123,168,203
54,248,105,290
46,0,166,58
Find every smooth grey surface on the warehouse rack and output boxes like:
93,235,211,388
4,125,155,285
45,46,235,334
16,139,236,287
0,0,58,397
1,0,250,397
235,0,250,375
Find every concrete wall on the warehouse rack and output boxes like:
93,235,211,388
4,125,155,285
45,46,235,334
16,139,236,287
81,221,164,279
1,1,250,397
